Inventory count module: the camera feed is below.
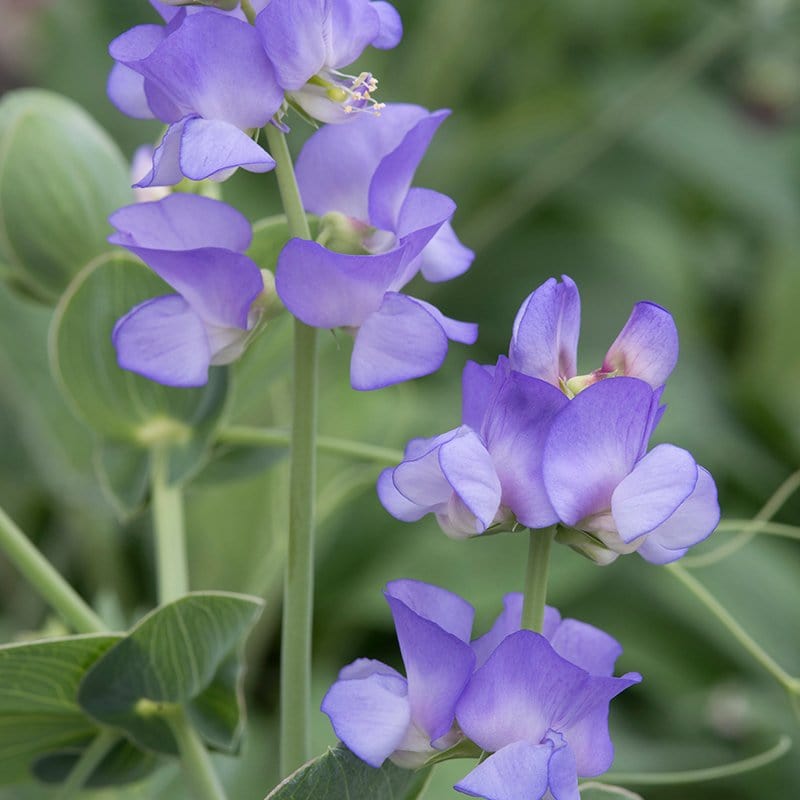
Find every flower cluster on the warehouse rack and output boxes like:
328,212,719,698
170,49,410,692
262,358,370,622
323,580,640,800
109,0,401,185
379,276,720,563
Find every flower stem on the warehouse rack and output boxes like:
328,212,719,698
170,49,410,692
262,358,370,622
56,730,118,800
521,527,555,632
0,505,105,634
150,447,189,604
601,735,792,786
166,707,228,800
217,425,404,466
265,123,318,775
666,563,798,693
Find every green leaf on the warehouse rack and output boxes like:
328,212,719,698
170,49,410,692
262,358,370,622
50,252,231,481
0,633,121,784
78,591,264,755
265,744,431,800
0,89,133,304
32,739,158,788
94,440,151,518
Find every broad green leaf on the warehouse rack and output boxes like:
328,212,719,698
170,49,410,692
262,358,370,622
265,744,431,800
32,739,157,788
0,89,133,304
94,440,150,519
0,634,121,784
78,592,264,755
50,252,231,480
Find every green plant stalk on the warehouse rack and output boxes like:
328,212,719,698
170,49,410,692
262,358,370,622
265,122,318,775
521,527,555,632
667,564,798,693
167,707,228,800
0,505,105,634
601,735,791,785
56,730,119,800
217,425,403,465
150,447,189,603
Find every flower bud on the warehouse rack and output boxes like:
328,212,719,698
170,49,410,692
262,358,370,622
315,211,370,255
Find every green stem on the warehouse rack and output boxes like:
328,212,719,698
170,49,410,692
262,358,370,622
0,505,105,634
521,527,555,632
265,123,318,775
56,730,118,800
715,519,800,541
601,735,792,786
240,0,257,24
167,707,228,800
218,425,403,465
150,448,189,604
667,564,798,693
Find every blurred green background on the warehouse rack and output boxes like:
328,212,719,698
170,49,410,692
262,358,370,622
0,0,799,797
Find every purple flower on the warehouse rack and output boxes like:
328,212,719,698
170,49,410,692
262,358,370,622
455,624,640,800
256,0,402,123
322,580,476,768
377,358,568,536
541,376,720,564
276,104,476,390
510,275,679,395
295,103,474,283
108,11,283,185
109,195,266,387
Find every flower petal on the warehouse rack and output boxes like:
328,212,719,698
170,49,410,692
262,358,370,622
547,741,579,800
178,117,275,180
327,0,381,67
611,443,698,544
112,295,211,387
139,13,282,128
386,580,474,643
371,1,402,48
510,276,580,386
603,301,679,389
321,668,411,768
276,240,403,328
109,194,252,253
107,64,154,119
295,103,432,220
134,119,187,187
415,219,474,283
548,619,622,678
637,466,720,563
377,468,433,523
483,369,569,528
369,109,450,233
385,590,476,743
350,292,450,389
543,377,656,527
461,360,495,431
455,741,553,800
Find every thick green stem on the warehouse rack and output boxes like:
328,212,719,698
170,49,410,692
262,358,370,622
218,425,403,466
667,564,797,693
521,527,555,632
56,730,118,800
265,123,318,775
0,505,105,634
150,448,188,604
167,707,228,800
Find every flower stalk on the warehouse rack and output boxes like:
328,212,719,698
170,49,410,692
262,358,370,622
55,730,119,800
166,707,228,800
0,505,105,634
265,122,319,775
521,526,555,632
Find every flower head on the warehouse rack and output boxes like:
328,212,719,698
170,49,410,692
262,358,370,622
109,11,283,185
510,275,679,396
322,580,476,768
256,0,402,123
109,194,267,386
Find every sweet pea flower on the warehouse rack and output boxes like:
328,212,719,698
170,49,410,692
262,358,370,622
295,103,474,283
377,358,568,536
510,275,679,396
541,376,720,564
455,627,640,800
109,195,267,387
322,580,476,768
256,0,402,123
109,11,283,186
